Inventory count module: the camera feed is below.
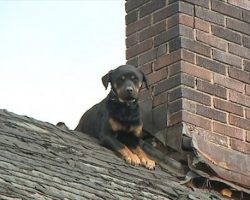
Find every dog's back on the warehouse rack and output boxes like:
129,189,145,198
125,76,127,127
75,98,108,138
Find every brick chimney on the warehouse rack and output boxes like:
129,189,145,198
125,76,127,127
125,0,250,188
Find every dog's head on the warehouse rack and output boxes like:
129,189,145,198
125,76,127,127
102,64,148,102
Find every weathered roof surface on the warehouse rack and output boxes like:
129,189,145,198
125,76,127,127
0,109,227,200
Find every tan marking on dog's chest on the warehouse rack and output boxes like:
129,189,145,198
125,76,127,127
109,118,143,137
109,118,125,131
129,125,143,137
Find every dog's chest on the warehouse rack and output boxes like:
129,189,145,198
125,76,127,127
109,117,142,137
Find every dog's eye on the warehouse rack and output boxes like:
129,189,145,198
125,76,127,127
131,75,138,82
118,76,126,83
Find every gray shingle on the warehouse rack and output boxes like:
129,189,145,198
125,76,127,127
0,109,224,200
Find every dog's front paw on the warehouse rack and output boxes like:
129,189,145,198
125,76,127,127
124,154,141,166
141,158,156,170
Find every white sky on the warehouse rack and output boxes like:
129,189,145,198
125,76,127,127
0,0,126,129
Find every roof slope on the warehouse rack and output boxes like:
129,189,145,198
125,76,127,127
0,109,226,200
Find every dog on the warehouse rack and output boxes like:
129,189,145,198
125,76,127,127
75,64,155,170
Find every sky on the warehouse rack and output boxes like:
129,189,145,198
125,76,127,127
0,0,126,129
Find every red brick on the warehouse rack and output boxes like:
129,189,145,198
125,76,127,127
182,87,211,106
230,90,250,108
196,30,227,51
181,73,195,87
182,37,211,57
153,73,194,96
212,0,242,20
168,110,182,126
153,91,168,107
126,15,151,36
180,25,195,39
246,85,250,96
183,111,212,130
169,37,181,53
214,73,244,93
197,56,226,75
247,131,250,142
229,67,250,84
197,79,227,99
168,61,182,77
243,10,250,23
139,63,152,75
179,1,194,16
138,48,157,65
181,61,212,81
214,98,244,116
212,49,242,68
229,43,250,60
126,33,138,48
212,25,242,45
147,68,168,86
168,86,182,102
213,121,244,140
228,0,250,11
168,99,182,114
139,20,166,42
243,36,250,49
155,49,181,70
169,110,211,130
195,6,225,26
154,74,179,96
125,0,151,12
167,13,194,29
227,18,250,35
158,45,168,58
169,99,196,114
184,0,209,8
229,114,250,131
139,0,165,18
181,49,195,64
231,139,250,154
127,57,138,67
153,2,179,23
168,86,199,103
166,13,179,29
195,17,210,33
126,38,153,59
246,108,250,119
154,26,179,47
126,10,138,25
196,104,227,123
183,99,196,113
179,14,194,28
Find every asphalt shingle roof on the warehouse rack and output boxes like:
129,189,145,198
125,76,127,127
0,109,227,200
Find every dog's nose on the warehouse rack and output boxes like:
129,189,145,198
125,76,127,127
126,86,133,94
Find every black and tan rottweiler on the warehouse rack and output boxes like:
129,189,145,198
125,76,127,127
75,64,155,169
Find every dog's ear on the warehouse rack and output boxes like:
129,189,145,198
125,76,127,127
102,70,112,90
141,71,149,90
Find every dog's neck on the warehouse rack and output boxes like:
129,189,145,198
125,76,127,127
107,91,141,125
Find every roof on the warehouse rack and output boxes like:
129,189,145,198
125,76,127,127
0,109,227,200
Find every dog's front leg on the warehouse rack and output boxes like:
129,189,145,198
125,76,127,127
101,136,141,166
131,145,156,170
